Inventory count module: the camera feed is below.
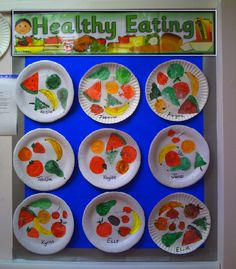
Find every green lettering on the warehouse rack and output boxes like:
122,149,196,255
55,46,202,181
32,16,48,35
152,18,161,33
126,15,137,33
183,20,194,39
161,16,169,32
169,20,182,33
105,21,116,40
61,22,74,34
91,16,105,33
138,20,152,33
50,22,60,35
75,15,82,33
81,19,91,34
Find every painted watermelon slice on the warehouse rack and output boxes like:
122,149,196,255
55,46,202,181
178,95,199,114
20,72,39,94
83,81,101,103
18,207,36,229
106,133,126,152
182,225,202,246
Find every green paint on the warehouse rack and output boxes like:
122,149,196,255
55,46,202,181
106,94,122,107
192,217,209,231
46,74,61,90
170,156,191,171
30,97,50,111
106,150,119,165
149,83,161,100
45,160,64,177
161,232,183,247
115,67,131,84
96,200,117,216
57,88,68,110
88,66,110,80
29,199,52,209
162,87,180,106
167,64,185,82
194,152,207,170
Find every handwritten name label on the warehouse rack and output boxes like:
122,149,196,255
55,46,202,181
103,175,116,181
107,237,119,244
167,112,185,119
37,176,53,182
98,115,117,120
41,239,55,247
40,110,54,114
176,246,191,253
170,173,184,179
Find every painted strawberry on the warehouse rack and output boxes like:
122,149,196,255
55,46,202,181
123,206,132,213
118,226,131,237
27,227,39,238
31,142,45,153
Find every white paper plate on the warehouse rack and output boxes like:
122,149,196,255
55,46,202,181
82,192,145,253
149,125,209,188
78,128,141,189
148,192,211,254
0,14,10,57
13,128,75,191
15,60,74,122
13,193,74,255
79,62,140,124
145,60,208,121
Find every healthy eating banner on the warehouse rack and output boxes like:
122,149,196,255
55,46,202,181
12,11,215,55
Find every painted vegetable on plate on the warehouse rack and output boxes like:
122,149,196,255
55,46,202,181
80,63,139,122
88,132,137,176
94,199,142,239
16,197,70,241
147,60,208,121
157,127,208,179
150,193,210,254
17,135,65,181
19,68,70,115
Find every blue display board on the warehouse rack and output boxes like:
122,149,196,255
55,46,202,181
24,55,204,248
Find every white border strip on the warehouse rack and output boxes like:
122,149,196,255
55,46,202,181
0,261,220,269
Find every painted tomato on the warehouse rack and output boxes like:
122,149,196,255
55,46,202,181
165,151,180,167
121,145,137,163
51,222,66,238
26,160,44,177
18,147,32,162
115,160,129,174
89,156,107,174
52,211,60,219
27,227,39,238
96,221,112,237
123,206,132,213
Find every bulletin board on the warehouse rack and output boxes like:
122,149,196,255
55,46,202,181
22,55,205,250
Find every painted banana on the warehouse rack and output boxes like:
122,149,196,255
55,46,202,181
40,89,58,110
185,72,199,97
33,218,52,236
158,144,177,165
130,211,142,235
45,138,63,161
104,103,129,116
